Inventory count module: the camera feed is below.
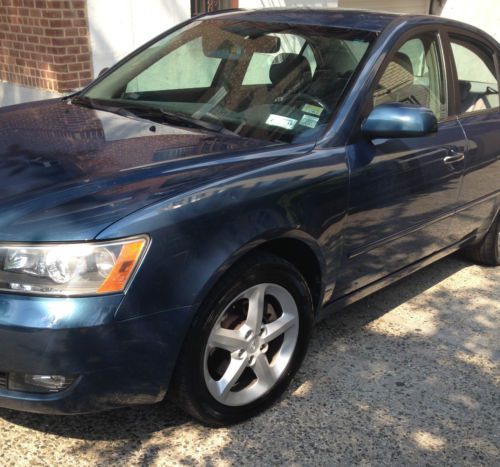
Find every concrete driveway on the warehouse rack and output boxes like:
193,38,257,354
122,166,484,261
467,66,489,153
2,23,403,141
0,254,498,466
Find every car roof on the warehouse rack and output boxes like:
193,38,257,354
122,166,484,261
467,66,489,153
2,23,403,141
199,8,399,33
201,8,500,48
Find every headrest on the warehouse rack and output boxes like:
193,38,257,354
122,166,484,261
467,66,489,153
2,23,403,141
377,52,414,94
394,52,413,75
458,80,472,101
269,53,312,86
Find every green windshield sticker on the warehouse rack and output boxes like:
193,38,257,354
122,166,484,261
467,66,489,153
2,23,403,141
265,114,297,130
302,104,323,116
299,114,319,129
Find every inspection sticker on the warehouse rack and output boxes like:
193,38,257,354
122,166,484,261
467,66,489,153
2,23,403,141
302,104,323,117
299,114,320,129
265,114,297,130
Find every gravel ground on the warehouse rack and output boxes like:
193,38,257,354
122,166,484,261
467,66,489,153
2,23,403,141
0,254,498,466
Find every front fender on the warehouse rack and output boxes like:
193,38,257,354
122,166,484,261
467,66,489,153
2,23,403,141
190,226,327,314
98,147,349,321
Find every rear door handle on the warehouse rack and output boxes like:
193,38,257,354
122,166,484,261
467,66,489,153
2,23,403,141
443,151,465,165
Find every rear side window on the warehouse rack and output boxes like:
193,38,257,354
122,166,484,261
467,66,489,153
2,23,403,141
449,35,499,114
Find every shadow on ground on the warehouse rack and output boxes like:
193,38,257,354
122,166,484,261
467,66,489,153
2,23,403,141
1,254,498,465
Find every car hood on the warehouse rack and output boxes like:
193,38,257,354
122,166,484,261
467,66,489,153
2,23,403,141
0,99,282,241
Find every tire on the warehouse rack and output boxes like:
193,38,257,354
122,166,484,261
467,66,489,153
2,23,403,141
465,214,500,266
169,252,314,426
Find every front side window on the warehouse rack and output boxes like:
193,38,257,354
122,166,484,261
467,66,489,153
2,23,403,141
449,35,499,114
83,19,374,144
373,33,448,120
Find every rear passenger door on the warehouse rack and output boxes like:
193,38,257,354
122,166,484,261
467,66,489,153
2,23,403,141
444,31,500,241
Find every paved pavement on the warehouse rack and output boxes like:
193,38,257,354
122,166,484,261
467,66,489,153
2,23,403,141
0,254,498,466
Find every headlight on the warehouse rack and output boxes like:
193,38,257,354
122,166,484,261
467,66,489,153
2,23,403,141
0,236,149,296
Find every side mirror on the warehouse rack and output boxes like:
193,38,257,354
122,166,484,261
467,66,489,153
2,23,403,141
98,67,109,78
362,103,438,139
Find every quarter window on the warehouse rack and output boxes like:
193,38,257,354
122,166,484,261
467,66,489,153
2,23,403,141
373,33,448,120
449,36,499,113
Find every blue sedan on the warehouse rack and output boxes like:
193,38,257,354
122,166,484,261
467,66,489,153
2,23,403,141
0,8,498,425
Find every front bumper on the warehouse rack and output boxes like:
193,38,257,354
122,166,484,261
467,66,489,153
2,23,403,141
0,293,191,414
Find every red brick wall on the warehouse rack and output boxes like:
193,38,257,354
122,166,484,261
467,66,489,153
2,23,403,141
0,0,93,93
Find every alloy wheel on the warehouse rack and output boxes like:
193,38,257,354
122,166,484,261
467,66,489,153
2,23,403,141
203,283,299,407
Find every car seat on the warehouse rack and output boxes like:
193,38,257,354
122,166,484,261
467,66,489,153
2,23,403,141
373,52,430,108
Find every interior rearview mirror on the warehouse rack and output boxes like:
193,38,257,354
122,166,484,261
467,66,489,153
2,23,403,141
203,34,280,59
98,67,110,78
362,103,438,139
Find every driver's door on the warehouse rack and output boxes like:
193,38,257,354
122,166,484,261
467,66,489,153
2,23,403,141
335,31,466,296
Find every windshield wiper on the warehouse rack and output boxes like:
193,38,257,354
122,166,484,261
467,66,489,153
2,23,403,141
70,95,139,119
158,109,225,132
71,96,242,137
128,107,242,137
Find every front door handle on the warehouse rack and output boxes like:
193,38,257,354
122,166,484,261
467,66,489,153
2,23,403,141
443,151,465,165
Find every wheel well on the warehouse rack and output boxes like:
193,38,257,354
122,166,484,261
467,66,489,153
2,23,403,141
256,238,323,311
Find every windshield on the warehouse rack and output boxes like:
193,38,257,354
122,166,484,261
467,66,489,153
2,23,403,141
83,19,374,143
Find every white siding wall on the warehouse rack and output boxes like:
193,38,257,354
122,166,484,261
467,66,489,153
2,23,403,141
239,1,338,8
241,0,429,13
0,81,60,107
440,0,500,41
87,0,191,77
339,0,429,13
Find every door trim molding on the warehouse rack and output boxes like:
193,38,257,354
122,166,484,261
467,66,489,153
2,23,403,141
348,189,499,259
